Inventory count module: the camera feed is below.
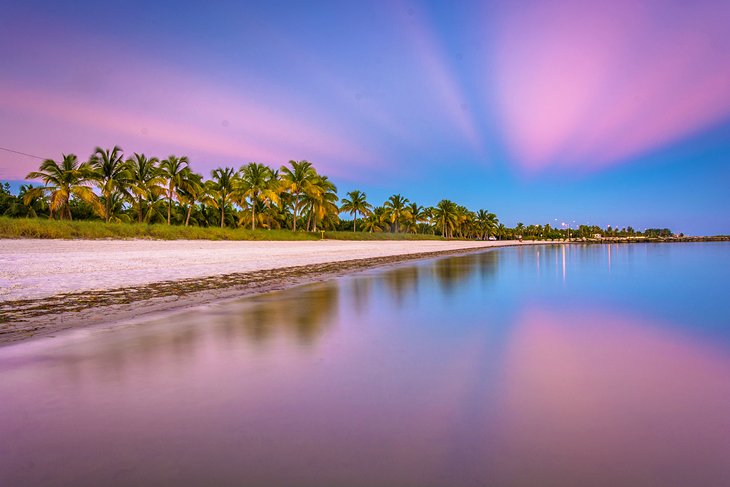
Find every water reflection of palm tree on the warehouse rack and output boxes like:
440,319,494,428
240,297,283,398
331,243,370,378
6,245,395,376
382,266,420,305
234,283,340,345
433,252,500,292
350,276,374,315
433,257,474,293
476,251,499,282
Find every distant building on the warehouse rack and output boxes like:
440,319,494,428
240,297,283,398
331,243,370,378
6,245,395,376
593,233,602,239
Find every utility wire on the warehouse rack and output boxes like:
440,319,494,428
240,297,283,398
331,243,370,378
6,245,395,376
0,146,47,160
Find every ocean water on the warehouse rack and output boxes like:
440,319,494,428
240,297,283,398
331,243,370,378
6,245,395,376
1,243,729,487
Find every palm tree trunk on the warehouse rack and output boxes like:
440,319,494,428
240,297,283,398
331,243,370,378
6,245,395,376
185,204,193,226
292,193,299,231
220,198,225,228
353,211,357,232
167,188,172,225
251,198,256,230
138,196,144,223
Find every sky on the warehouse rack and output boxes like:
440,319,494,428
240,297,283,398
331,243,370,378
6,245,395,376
1,0,729,234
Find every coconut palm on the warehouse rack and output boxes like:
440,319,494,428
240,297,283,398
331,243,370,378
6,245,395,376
280,160,316,231
237,162,280,230
475,209,498,240
104,191,133,223
177,172,211,226
262,200,287,230
515,222,525,238
4,184,47,218
405,202,428,233
362,213,384,233
453,205,474,238
126,153,164,223
496,223,506,240
140,191,169,224
306,175,339,232
89,146,130,222
339,190,372,232
210,166,237,228
24,154,99,220
160,155,190,225
432,199,457,238
383,194,411,233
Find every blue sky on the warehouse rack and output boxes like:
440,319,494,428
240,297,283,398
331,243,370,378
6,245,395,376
1,0,729,234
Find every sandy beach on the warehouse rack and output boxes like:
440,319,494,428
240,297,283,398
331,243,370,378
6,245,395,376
1,239,543,344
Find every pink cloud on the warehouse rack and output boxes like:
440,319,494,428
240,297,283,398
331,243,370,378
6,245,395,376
0,34,386,180
493,0,730,173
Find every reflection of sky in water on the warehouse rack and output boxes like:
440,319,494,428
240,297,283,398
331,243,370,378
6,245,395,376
1,243,729,486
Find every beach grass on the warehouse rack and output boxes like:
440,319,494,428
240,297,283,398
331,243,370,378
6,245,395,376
0,217,445,241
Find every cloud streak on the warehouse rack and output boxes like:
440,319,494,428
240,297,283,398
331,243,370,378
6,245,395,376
493,0,730,173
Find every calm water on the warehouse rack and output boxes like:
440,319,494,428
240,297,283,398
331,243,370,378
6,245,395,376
2,243,730,487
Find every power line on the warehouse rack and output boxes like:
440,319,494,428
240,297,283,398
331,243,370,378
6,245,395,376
0,146,47,160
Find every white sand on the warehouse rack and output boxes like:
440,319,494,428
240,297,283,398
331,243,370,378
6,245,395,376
1,239,541,302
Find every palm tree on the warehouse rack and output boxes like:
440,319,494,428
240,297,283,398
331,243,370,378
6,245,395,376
126,153,163,223
487,212,500,239
280,160,316,231
306,175,339,232
103,191,132,223
141,191,169,224
160,155,190,225
339,190,372,232
515,222,525,238
177,172,211,226
405,202,427,233
5,184,47,218
210,166,237,228
261,169,285,230
453,205,474,238
237,162,280,230
90,146,129,222
497,223,507,240
24,154,99,220
475,210,498,240
432,199,457,238
362,213,384,233
383,194,411,233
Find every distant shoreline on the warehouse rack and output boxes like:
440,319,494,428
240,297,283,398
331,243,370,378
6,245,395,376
539,236,730,244
1,239,544,346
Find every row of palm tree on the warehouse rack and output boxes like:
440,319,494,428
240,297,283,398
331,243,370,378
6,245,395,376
18,149,340,232
342,195,502,239
6,154,668,239
16,146,504,238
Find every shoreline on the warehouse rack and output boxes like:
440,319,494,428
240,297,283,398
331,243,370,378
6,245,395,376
1,240,544,346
